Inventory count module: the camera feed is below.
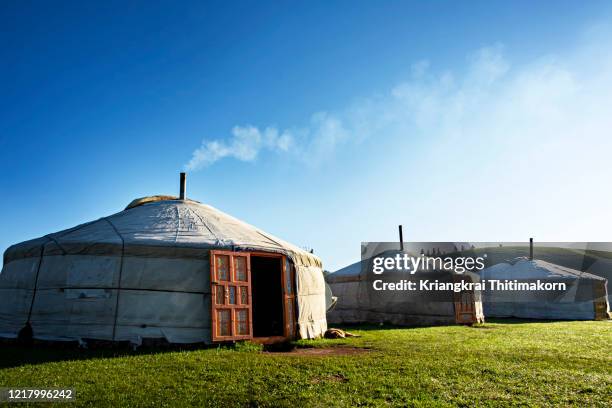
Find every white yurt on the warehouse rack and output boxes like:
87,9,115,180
584,258,612,306
479,258,610,320
0,176,327,345
326,250,484,327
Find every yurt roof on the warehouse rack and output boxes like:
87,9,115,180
482,258,605,281
4,197,321,267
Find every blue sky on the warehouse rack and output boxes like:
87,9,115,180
1,1,612,270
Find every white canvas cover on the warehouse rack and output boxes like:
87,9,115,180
326,250,484,326
0,199,327,344
479,258,610,320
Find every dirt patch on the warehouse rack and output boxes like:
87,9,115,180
310,374,349,384
265,346,371,356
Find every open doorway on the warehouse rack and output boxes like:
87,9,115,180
251,255,284,337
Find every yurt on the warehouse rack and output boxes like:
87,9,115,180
326,250,484,326
479,258,610,320
0,176,327,345
584,258,612,307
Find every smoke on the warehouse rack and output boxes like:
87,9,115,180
185,24,612,173
185,125,292,171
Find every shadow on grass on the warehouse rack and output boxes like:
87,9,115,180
485,317,584,324
329,322,488,331
328,323,449,332
0,340,245,369
333,317,583,331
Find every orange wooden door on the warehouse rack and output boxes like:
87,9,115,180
210,251,253,341
453,275,476,324
593,281,609,320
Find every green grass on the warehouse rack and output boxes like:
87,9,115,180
1,320,611,407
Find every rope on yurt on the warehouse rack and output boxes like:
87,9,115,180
19,238,52,341
25,239,50,323
255,230,284,249
45,234,67,255
103,217,125,341
186,206,222,244
174,205,180,243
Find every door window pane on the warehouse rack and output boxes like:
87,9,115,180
216,255,229,281
240,286,248,305
285,261,293,294
286,299,294,336
228,286,236,304
236,309,249,335
235,256,247,281
215,285,225,305
217,309,231,336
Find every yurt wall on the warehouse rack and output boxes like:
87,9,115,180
327,252,484,326
480,259,610,320
0,244,212,344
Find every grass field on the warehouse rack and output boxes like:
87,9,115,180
1,320,611,407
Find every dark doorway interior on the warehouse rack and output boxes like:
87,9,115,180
251,256,284,337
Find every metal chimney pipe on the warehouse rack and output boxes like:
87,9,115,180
529,237,533,260
179,172,186,200
398,225,404,251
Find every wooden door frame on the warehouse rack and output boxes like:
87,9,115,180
248,252,296,339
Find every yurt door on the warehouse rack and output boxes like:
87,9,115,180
593,281,608,320
453,275,476,324
210,251,253,341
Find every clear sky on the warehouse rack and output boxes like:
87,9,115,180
2,1,612,271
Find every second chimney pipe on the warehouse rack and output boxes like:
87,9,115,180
180,172,186,200
529,237,533,260
398,225,404,251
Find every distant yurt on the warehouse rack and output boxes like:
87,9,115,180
326,250,484,326
479,258,610,320
0,175,326,345
584,258,612,306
